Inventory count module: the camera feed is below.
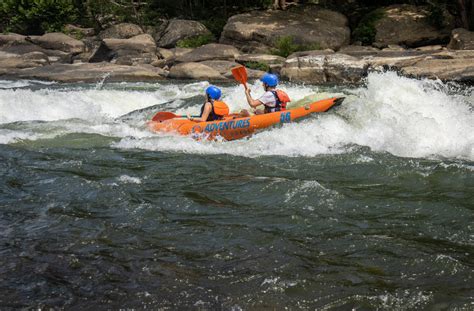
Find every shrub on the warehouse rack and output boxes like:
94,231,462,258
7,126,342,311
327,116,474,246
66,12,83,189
201,17,227,38
176,33,214,48
244,61,270,72
0,0,77,35
353,9,385,46
271,36,321,58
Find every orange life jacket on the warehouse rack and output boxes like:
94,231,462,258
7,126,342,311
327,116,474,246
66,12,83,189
201,100,229,121
264,90,291,113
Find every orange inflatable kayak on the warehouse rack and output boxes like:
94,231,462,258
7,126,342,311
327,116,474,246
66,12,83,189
148,97,344,141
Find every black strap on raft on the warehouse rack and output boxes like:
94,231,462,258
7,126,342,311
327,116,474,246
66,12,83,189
200,101,221,121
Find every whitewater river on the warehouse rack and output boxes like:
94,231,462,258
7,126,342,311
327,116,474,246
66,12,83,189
0,72,473,309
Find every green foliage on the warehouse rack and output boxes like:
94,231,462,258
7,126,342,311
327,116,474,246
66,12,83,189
0,0,77,35
201,17,227,38
271,36,321,58
353,9,385,46
244,61,270,72
427,1,445,29
176,33,214,48
62,26,83,40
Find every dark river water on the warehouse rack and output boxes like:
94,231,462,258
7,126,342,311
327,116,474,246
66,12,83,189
0,73,473,309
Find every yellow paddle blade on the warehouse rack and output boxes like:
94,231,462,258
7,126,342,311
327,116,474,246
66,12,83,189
231,65,248,87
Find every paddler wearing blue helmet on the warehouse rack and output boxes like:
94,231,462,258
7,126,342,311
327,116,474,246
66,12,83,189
187,85,229,122
243,73,290,115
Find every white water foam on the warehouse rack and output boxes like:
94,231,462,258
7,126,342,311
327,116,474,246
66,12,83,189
1,73,473,160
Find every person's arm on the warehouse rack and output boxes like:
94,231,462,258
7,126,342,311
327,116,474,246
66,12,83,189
188,102,212,122
245,88,263,108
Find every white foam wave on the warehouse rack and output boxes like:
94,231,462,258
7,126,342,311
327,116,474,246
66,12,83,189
1,72,473,160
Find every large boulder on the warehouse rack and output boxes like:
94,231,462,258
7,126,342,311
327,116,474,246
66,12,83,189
99,23,143,39
103,34,156,53
372,5,454,48
0,43,73,64
220,6,350,53
236,54,285,65
0,51,49,71
91,34,159,65
168,62,225,80
155,19,212,48
2,63,167,83
28,32,85,54
0,33,28,47
448,28,474,50
401,50,474,81
281,53,369,84
175,43,240,63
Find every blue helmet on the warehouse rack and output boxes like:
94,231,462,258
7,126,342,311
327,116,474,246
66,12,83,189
260,73,278,87
206,85,221,100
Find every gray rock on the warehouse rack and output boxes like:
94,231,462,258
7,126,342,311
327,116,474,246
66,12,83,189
448,28,474,50
199,60,239,76
0,33,28,46
401,51,474,81
99,23,143,39
175,43,240,63
103,34,157,53
281,53,369,84
28,32,85,54
168,62,225,80
1,62,167,82
236,54,285,66
155,19,212,48
64,24,95,37
338,45,380,56
91,34,159,65
220,6,350,52
0,51,49,70
372,5,454,48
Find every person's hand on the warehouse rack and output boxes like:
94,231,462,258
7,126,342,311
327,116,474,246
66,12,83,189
187,113,193,121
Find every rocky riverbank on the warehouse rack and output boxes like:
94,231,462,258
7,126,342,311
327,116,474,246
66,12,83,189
1,4,473,84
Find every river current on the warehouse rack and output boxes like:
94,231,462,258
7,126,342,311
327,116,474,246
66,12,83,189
0,72,473,309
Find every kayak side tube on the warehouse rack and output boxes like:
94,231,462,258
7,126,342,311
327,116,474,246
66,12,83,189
148,97,344,141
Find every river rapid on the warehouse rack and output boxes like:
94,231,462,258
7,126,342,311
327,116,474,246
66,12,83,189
0,72,473,310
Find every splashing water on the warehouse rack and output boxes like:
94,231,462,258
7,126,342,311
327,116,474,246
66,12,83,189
0,72,473,160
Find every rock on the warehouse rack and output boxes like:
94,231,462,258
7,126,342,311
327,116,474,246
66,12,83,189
1,43,73,64
155,19,212,48
236,54,285,66
382,45,406,51
155,47,193,66
1,63,167,83
168,62,225,80
286,49,334,59
0,33,28,46
175,43,240,63
338,45,380,56
92,34,159,65
281,53,369,84
199,60,239,77
64,24,95,37
103,34,157,53
220,6,350,53
157,48,175,59
401,51,474,81
0,51,49,70
373,5,453,48
28,32,85,54
99,23,143,39
415,45,444,51
448,28,474,50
